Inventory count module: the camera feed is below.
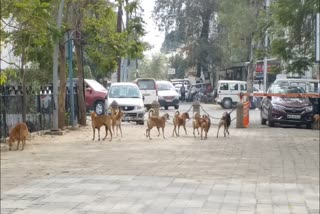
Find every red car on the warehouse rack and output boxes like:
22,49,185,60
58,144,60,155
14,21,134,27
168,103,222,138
83,79,108,115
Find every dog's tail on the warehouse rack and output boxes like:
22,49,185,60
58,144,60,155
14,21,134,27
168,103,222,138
193,111,199,118
175,110,180,116
148,108,155,118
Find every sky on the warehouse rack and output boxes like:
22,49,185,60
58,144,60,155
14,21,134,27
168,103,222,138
140,0,165,57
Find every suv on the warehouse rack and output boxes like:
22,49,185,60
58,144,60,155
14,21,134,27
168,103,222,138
215,80,247,109
133,78,158,110
260,84,313,128
106,82,145,125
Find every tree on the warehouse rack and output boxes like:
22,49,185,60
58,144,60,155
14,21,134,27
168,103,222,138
139,53,168,80
153,0,217,85
1,0,54,122
268,0,319,74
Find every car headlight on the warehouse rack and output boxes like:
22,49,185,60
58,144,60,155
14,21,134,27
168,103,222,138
136,105,144,110
174,96,179,100
305,106,313,112
272,104,285,111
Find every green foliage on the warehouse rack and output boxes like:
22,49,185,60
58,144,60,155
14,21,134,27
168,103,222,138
139,53,168,80
168,54,188,79
268,0,319,74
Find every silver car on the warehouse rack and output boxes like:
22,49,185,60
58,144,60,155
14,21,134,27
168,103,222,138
106,82,145,125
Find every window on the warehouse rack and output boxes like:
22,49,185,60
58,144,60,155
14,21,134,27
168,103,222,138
137,80,156,90
219,83,228,90
240,84,247,91
229,83,238,90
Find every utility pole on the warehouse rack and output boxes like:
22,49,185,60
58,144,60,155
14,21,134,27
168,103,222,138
263,0,269,93
52,0,65,130
116,1,122,82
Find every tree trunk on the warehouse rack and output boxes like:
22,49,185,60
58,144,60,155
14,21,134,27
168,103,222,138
198,13,211,85
58,43,67,129
21,53,26,123
74,31,86,126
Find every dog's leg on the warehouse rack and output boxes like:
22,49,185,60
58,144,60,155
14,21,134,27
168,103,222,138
108,126,113,141
183,124,187,135
16,139,20,150
177,125,180,136
157,127,161,137
172,125,176,137
97,128,101,141
162,127,165,139
21,137,26,150
103,126,108,140
216,124,221,138
8,141,12,151
119,124,122,138
92,127,95,140
200,128,203,140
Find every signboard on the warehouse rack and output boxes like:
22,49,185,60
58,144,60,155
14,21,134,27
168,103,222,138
168,68,175,75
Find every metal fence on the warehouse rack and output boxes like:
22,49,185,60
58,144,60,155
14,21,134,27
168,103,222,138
0,85,79,140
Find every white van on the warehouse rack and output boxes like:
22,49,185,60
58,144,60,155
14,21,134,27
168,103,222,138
133,78,158,109
215,80,247,109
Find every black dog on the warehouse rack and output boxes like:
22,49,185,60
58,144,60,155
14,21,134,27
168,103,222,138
216,112,231,138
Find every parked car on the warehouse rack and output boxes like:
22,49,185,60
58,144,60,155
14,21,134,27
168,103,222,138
106,82,145,125
55,78,108,115
260,84,313,128
215,80,247,108
133,78,158,110
156,80,180,110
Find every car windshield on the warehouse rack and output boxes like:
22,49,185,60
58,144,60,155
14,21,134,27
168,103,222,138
109,85,141,98
158,82,174,91
273,84,306,94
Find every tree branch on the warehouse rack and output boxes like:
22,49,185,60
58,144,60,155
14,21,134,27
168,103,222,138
0,58,21,70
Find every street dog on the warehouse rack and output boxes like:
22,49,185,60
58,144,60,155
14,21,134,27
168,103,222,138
172,111,190,136
192,112,204,137
216,111,231,138
146,109,170,140
313,114,320,129
200,114,211,140
91,111,113,141
8,122,29,151
110,107,124,137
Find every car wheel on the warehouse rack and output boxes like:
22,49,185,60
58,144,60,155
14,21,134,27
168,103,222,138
164,106,169,110
260,110,267,125
95,101,105,115
136,121,144,125
222,98,232,109
174,105,179,110
268,109,274,127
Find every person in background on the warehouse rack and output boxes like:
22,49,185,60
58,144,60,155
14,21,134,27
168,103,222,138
180,84,186,102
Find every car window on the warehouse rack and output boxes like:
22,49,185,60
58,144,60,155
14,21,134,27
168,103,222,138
219,83,228,90
85,79,106,91
109,85,140,98
229,83,238,90
137,80,156,90
240,84,247,90
158,82,174,91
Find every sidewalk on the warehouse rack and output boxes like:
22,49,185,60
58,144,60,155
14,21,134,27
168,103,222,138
1,122,319,214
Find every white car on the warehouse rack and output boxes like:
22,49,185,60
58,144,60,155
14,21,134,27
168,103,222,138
106,82,145,125
157,80,180,110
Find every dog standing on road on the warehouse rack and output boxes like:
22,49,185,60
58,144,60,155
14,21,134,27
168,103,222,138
91,111,113,141
216,111,231,138
313,114,320,129
172,111,190,137
110,107,124,137
200,114,211,140
192,112,203,137
8,123,29,151
146,109,170,140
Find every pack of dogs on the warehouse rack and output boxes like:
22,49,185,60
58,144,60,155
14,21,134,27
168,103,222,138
6,109,320,151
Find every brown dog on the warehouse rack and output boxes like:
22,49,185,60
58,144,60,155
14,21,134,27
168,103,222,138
200,114,211,140
8,123,29,151
313,114,320,129
192,112,204,137
146,109,170,140
91,111,113,141
172,110,190,137
216,112,231,138
110,107,124,137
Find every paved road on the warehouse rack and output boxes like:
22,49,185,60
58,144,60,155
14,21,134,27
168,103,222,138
1,103,319,214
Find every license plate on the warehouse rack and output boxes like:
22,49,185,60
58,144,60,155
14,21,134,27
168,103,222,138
287,114,301,119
